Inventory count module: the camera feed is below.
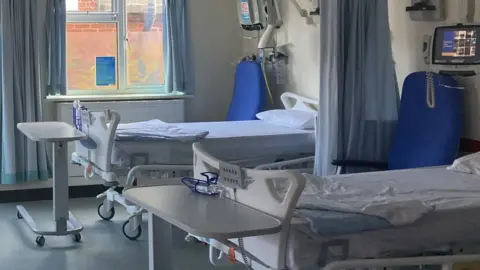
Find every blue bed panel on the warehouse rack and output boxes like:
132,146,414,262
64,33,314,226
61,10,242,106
226,61,267,121
388,72,463,170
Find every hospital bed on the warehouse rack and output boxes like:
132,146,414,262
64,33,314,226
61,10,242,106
155,142,480,270
71,92,318,240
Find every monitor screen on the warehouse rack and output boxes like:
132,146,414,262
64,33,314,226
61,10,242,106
433,25,480,65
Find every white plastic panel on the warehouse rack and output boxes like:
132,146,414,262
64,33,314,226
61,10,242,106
219,162,245,189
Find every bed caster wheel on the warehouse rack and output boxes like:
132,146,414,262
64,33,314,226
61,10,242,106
122,220,142,241
97,203,115,221
35,236,45,247
72,233,82,243
17,211,23,219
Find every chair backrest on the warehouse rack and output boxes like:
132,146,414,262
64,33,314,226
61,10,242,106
388,72,463,170
226,60,267,121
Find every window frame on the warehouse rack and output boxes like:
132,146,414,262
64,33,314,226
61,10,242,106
66,0,165,96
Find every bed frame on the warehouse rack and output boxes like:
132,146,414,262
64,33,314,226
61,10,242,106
71,92,318,240
191,143,480,270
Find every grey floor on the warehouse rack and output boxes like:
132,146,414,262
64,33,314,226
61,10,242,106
0,198,244,270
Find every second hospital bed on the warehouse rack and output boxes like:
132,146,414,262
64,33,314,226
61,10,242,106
71,92,318,240
187,142,480,270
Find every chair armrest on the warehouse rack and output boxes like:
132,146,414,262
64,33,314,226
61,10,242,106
331,160,388,170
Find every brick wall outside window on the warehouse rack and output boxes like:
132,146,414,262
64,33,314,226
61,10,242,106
67,0,164,90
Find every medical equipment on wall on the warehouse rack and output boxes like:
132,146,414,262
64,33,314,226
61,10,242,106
405,0,446,21
422,24,475,108
263,51,289,85
237,0,316,48
237,0,267,32
424,24,480,75
236,0,282,48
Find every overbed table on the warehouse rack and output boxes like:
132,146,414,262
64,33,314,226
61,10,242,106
17,122,87,247
124,185,283,270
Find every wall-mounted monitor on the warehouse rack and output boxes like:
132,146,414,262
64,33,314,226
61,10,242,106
431,25,480,76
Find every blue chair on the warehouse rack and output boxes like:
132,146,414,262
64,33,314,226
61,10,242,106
333,72,463,172
226,60,267,121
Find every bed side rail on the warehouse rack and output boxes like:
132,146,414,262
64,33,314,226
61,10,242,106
255,156,315,174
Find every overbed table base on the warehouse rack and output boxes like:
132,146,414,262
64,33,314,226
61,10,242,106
16,141,83,246
149,212,173,270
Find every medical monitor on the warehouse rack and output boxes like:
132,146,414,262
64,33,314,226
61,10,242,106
431,25,480,76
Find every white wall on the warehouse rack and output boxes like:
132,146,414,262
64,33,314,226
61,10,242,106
184,0,244,122
388,0,480,140
275,0,320,101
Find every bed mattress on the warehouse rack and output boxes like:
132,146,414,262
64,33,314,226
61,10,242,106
112,120,315,166
286,168,480,269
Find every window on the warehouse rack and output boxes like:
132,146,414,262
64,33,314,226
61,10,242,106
66,0,164,95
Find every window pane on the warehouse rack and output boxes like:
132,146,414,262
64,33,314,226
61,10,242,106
66,22,118,90
66,0,114,12
127,0,164,86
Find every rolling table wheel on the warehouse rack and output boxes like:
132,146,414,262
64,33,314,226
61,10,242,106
97,203,115,221
72,233,82,242
17,211,23,219
122,220,142,241
35,236,45,247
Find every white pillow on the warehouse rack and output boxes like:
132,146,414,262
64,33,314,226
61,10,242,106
256,109,316,130
448,152,480,175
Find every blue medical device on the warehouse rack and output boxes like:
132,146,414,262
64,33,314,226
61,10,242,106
182,172,220,196
226,61,267,121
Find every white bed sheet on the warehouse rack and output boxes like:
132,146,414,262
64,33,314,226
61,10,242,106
112,120,315,166
286,167,480,269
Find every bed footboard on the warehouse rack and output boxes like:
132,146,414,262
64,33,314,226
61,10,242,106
193,142,307,270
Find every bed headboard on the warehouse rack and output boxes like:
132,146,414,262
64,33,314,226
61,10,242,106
281,92,318,112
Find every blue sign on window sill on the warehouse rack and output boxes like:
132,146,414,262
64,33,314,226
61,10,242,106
96,56,116,87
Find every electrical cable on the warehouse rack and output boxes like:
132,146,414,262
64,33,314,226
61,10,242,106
234,188,254,270
426,71,436,109
261,55,274,103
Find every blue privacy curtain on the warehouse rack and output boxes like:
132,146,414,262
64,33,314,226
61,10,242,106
46,0,67,96
162,0,188,93
0,0,49,184
315,0,399,175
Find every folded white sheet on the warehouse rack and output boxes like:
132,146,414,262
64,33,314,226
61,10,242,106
448,152,480,175
115,119,209,142
300,172,434,226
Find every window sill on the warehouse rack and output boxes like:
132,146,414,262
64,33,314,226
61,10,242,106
45,93,192,103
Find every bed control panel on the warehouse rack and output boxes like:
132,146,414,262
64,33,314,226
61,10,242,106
219,162,246,189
